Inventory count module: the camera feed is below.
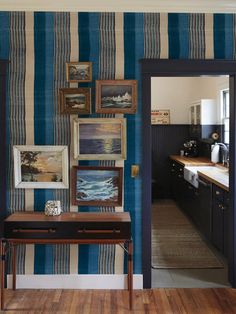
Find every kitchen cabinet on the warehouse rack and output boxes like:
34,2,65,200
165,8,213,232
170,161,185,208
212,184,229,257
189,99,217,139
196,176,212,241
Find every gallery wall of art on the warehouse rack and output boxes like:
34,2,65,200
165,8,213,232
1,12,235,278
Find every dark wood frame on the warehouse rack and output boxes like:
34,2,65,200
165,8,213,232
95,80,137,114
66,61,92,83
141,59,236,289
59,88,91,114
71,166,123,206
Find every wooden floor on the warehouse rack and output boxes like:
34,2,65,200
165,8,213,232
2,288,236,313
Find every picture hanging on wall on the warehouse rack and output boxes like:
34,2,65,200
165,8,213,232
59,88,91,114
66,61,92,83
95,79,137,114
73,118,127,160
71,166,123,206
13,145,69,189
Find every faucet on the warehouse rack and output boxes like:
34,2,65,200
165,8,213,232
217,143,229,167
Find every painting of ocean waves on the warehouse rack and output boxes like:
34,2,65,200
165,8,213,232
76,170,119,202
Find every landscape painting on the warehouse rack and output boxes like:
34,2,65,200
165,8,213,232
66,62,92,82
73,118,126,160
96,80,137,114
59,88,91,114
72,166,123,206
13,145,69,189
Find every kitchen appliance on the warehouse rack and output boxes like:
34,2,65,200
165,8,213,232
183,140,198,157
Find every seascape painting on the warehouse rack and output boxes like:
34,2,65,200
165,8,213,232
79,123,121,154
65,93,86,109
60,88,90,114
74,118,126,160
101,85,132,108
72,166,123,206
20,151,62,182
96,80,137,114
13,145,69,189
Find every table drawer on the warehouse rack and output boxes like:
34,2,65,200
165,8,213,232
4,221,131,240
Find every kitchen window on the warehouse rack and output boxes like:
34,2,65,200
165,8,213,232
222,89,229,144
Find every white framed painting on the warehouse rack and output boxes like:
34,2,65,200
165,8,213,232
13,145,69,189
73,118,127,160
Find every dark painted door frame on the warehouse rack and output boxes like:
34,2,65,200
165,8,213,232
141,59,236,289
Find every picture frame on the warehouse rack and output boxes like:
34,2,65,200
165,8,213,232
73,118,126,160
66,61,92,83
95,79,137,114
71,166,123,206
13,145,69,189
59,88,91,114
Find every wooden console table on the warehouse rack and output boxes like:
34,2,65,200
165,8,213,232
1,212,133,310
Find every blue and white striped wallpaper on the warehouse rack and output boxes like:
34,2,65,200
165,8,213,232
1,12,235,276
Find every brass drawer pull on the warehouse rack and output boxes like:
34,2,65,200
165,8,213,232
12,228,56,234
77,229,121,234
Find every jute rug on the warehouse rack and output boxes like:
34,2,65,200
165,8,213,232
152,200,223,269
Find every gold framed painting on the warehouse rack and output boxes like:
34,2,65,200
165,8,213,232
95,79,137,114
66,62,92,83
59,88,91,114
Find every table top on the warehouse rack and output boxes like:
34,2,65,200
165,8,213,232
5,212,131,223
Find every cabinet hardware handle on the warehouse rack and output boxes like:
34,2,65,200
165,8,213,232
77,229,121,234
178,174,183,178
216,191,220,195
171,169,175,172
12,228,56,233
188,185,193,190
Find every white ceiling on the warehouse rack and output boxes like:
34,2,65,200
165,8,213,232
1,0,236,13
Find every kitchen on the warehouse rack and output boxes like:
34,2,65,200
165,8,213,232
151,76,230,288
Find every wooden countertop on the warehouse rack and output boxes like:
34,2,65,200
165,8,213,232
198,168,229,192
170,155,213,166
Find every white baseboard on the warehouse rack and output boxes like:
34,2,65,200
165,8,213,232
7,274,143,289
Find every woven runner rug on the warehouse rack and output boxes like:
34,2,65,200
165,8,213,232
152,200,223,269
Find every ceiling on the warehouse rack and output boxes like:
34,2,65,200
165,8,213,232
1,0,236,13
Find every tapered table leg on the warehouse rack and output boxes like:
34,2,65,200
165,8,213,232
128,240,133,310
12,245,16,290
1,240,5,310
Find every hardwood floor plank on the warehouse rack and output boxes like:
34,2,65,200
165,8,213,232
2,288,236,313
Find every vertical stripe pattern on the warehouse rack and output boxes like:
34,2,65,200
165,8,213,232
144,13,160,58
3,12,236,278
189,14,205,58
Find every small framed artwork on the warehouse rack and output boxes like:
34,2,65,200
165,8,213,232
59,88,91,114
96,80,137,114
151,109,170,124
66,62,92,83
73,118,126,160
71,166,123,206
13,145,69,189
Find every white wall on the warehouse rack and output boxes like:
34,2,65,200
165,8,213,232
151,76,229,124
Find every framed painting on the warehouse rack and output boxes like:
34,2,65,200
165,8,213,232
73,118,126,160
95,79,137,114
71,166,123,206
66,61,92,83
13,145,69,189
59,88,91,114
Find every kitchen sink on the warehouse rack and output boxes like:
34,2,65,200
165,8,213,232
184,166,229,188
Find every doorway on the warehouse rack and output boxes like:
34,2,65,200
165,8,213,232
141,59,236,289
151,76,230,288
